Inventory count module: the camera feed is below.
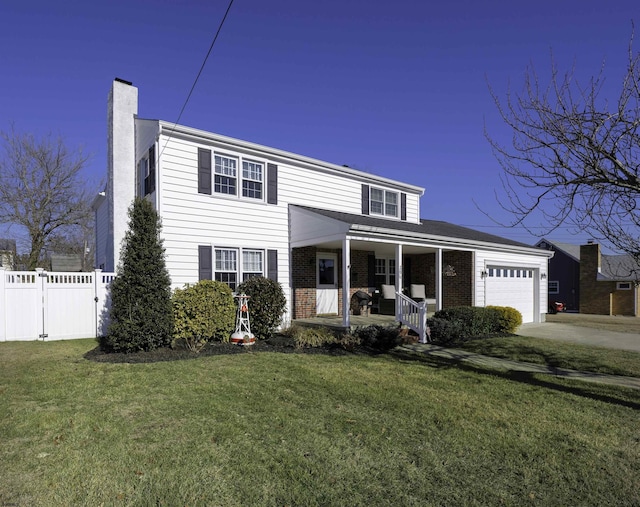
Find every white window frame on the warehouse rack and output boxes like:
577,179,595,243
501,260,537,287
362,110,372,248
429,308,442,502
241,160,264,200
548,280,560,294
242,249,264,281
617,282,632,290
214,154,238,196
370,187,399,218
214,247,265,290
137,156,149,197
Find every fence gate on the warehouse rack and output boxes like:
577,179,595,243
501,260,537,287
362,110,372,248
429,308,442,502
0,268,115,342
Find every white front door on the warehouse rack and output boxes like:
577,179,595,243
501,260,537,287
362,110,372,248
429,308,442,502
316,253,338,315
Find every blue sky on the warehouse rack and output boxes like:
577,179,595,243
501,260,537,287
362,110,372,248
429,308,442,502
1,0,637,250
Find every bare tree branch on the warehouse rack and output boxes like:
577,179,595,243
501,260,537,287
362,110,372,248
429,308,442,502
486,30,640,273
0,126,93,269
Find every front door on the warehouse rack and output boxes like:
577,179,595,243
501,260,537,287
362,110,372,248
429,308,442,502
316,253,338,315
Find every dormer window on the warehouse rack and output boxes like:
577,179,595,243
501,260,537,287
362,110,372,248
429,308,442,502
371,188,398,217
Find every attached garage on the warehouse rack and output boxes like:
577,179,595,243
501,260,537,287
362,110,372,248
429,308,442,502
485,267,536,323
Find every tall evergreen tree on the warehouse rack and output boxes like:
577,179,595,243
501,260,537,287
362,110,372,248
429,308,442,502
103,198,174,352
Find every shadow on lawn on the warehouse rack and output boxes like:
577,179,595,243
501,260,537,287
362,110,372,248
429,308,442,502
390,348,640,411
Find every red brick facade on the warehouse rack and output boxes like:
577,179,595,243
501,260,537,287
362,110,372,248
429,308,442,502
579,243,639,316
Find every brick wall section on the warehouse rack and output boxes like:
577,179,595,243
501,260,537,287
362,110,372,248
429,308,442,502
580,243,637,316
443,251,473,307
405,251,472,307
291,247,375,319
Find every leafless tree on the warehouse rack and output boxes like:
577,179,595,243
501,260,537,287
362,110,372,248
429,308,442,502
0,126,92,270
486,32,640,271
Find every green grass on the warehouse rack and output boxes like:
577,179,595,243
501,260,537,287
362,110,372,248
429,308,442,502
455,335,640,378
1,339,639,506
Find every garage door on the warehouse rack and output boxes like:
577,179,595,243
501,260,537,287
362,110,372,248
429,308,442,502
485,267,535,323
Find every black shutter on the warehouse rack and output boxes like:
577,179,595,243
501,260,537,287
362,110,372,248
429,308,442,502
401,192,407,221
145,145,156,195
362,185,370,215
198,148,212,195
367,253,376,288
403,256,412,287
198,245,212,280
267,249,278,281
267,163,278,204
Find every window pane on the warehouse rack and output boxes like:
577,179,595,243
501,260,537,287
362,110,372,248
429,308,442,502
318,258,335,285
215,272,237,291
242,161,262,181
242,180,262,199
243,250,263,273
375,258,386,275
215,249,237,271
214,156,237,195
370,188,384,215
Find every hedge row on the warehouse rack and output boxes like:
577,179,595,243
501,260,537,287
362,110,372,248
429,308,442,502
428,306,522,344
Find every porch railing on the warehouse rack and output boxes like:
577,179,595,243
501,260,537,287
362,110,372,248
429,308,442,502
396,292,430,344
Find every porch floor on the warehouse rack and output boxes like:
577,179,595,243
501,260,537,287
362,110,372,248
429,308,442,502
293,313,398,332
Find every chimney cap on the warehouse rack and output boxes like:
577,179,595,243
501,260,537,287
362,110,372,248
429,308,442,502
114,77,133,86
587,239,595,244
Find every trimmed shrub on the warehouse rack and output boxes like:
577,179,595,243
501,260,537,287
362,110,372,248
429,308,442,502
429,306,523,344
352,324,406,351
172,280,236,351
103,198,174,353
286,325,337,349
236,277,286,340
487,306,523,333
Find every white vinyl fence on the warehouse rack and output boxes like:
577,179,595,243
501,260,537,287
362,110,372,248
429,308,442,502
0,268,115,341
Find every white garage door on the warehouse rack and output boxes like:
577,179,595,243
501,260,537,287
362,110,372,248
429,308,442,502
485,267,535,323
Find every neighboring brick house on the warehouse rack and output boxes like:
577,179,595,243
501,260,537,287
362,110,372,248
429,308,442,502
536,239,580,311
95,79,554,329
580,242,640,316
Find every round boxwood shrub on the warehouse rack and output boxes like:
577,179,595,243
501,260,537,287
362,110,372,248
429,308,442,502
172,280,236,351
236,276,286,340
487,305,522,333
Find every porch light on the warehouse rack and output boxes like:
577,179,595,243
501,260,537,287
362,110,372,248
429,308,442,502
480,270,488,279
541,272,547,279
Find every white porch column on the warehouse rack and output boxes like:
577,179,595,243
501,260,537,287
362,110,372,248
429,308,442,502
395,243,403,318
435,248,443,311
342,238,351,328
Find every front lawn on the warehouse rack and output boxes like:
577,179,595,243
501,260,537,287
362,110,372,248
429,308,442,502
1,339,639,506
455,335,640,378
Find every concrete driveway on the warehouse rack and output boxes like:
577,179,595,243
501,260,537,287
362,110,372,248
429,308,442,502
518,314,640,353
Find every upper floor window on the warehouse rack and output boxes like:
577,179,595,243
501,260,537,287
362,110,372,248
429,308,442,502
370,188,398,217
214,155,237,195
242,160,263,199
137,144,156,197
199,148,277,204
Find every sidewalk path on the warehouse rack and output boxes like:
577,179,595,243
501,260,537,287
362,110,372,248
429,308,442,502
399,343,640,391
517,322,640,352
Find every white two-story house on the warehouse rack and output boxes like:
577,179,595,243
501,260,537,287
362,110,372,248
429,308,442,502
94,79,552,331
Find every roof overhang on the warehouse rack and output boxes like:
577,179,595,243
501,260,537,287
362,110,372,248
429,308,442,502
290,206,555,258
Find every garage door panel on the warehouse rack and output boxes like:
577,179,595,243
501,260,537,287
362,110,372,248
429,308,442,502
486,267,534,323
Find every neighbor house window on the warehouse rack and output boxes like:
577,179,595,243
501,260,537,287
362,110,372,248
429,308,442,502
617,282,632,290
242,160,263,199
370,188,399,217
214,155,237,195
548,280,560,294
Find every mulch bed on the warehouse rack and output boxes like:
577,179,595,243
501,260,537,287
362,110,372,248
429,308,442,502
84,337,373,364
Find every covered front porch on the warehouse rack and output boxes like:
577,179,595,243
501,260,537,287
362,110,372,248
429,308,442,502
289,206,477,342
